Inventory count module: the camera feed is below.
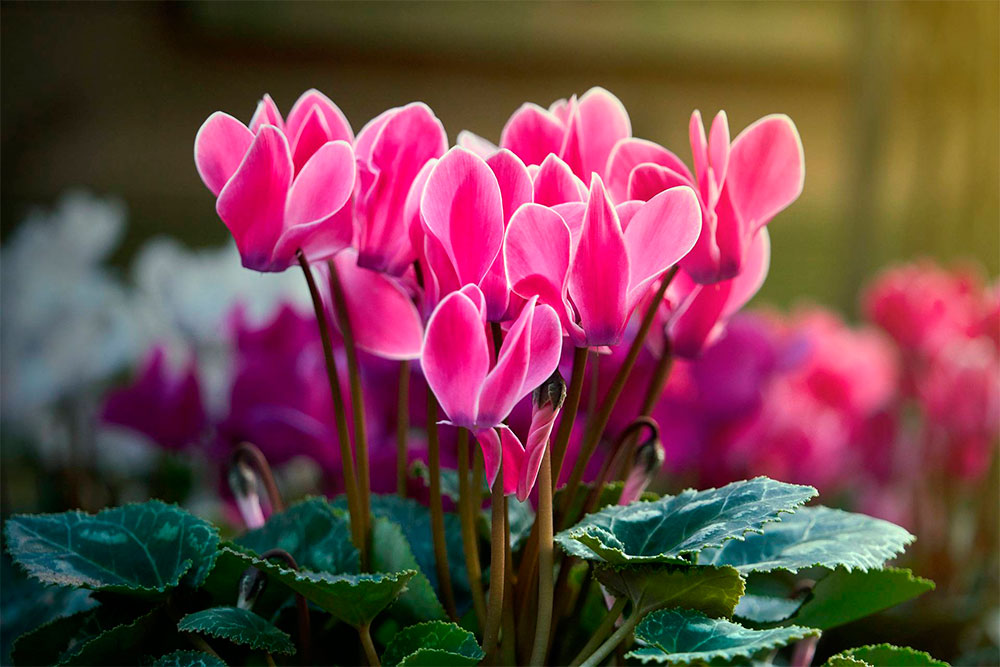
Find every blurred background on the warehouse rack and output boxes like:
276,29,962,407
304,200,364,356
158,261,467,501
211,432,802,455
2,1,997,312
1,2,998,666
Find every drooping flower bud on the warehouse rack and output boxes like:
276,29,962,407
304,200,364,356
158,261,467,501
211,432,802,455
228,456,266,530
619,425,665,505
533,369,568,413
236,566,267,611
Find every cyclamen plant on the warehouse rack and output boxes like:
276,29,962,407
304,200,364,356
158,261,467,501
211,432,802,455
4,88,950,667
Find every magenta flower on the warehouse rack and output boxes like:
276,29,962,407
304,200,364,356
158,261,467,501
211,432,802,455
101,346,206,450
653,229,771,358
610,110,803,284
505,175,701,347
194,91,357,273
500,87,631,182
354,103,448,275
418,147,532,320
421,286,562,495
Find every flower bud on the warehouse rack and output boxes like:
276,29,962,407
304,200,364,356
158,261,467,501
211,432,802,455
533,369,567,412
228,457,266,530
619,427,665,505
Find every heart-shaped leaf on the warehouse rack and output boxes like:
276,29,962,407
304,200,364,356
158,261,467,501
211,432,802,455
223,546,414,628
554,482,659,529
371,518,447,622
556,477,815,564
595,565,744,618
236,497,358,574
698,506,914,574
5,501,219,594
381,621,484,667
824,644,949,667
732,593,803,624
628,608,818,664
153,650,228,667
60,605,175,666
178,606,295,655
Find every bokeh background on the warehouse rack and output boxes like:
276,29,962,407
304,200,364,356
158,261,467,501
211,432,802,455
2,2,998,666
2,1,998,312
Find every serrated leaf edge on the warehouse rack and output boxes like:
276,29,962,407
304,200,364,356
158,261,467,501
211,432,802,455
177,607,295,655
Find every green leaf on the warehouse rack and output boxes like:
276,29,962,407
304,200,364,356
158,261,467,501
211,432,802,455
595,565,745,618
553,482,659,528
732,593,803,624
505,497,535,552
333,495,470,606
5,501,219,594
409,462,466,503
235,497,358,575
223,546,414,628
61,605,176,666
152,650,228,667
381,621,484,667
371,518,447,622
826,657,870,667
628,608,818,664
788,567,934,630
826,644,949,667
177,606,295,655
698,506,914,574
556,477,816,564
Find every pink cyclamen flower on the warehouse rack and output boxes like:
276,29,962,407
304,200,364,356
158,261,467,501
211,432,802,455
418,147,532,320
101,345,206,450
354,103,448,275
652,229,771,359
505,175,701,347
195,91,357,272
421,285,562,495
498,87,631,183
611,110,803,284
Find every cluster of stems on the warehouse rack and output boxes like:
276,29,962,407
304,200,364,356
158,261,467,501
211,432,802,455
292,250,679,666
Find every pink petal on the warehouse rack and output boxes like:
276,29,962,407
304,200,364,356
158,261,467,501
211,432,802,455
722,228,770,318
420,147,504,286
504,204,575,334
615,200,643,231
403,158,438,278
357,103,447,275
474,427,523,496
487,149,533,223
457,130,499,159
499,103,566,167
289,106,334,174
668,280,731,359
518,403,558,501
249,94,285,133
552,202,587,248
533,154,587,207
561,87,631,181
195,112,254,197
521,303,563,394
330,250,424,360
605,138,693,203
707,110,731,189
284,140,356,228
689,110,709,193
567,176,630,346
285,89,353,147
628,163,695,203
724,114,805,232
422,288,490,427
354,108,394,164
624,185,702,313
216,126,293,272
478,298,537,426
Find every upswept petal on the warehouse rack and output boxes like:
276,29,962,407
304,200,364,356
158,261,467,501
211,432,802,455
499,102,566,167
420,147,505,286
615,200,644,231
194,112,254,196
289,106,334,174
567,176,630,346
552,202,587,248
216,126,293,272
474,427,523,496
668,280,731,359
249,94,285,133
605,137,693,203
518,403,558,501
689,110,709,194
725,114,805,232
422,288,490,427
623,185,702,313
457,130,499,159
560,87,632,181
533,154,587,206
284,140,356,228
722,228,770,318
521,303,563,394
707,110,731,189
285,89,353,147
329,250,424,360
628,163,694,203
357,102,447,275
478,298,537,426
504,204,574,332
487,149,533,222
404,159,437,275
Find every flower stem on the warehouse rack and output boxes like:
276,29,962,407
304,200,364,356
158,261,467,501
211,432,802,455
550,346,590,485
458,428,488,633
261,549,311,665
482,466,506,663
568,597,627,667
501,497,517,666
232,441,285,513
327,259,372,559
358,623,380,666
558,267,677,529
297,252,365,567
427,392,458,620
528,444,555,666
396,360,411,497
576,604,639,667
